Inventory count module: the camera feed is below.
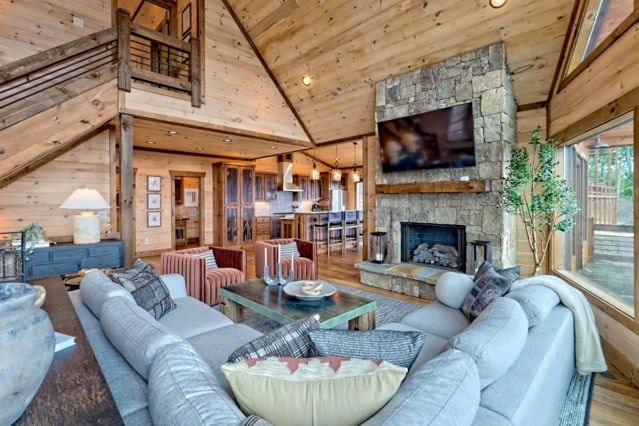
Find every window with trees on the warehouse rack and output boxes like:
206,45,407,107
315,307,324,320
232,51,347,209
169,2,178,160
557,112,635,316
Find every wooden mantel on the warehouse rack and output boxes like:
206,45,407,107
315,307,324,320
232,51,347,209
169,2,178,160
375,180,488,194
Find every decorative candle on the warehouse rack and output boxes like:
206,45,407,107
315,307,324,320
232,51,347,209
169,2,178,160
291,252,294,273
278,245,281,264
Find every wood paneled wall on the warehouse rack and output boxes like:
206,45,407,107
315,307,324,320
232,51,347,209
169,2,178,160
0,131,112,239
133,149,216,255
121,0,309,144
549,22,639,140
0,0,112,66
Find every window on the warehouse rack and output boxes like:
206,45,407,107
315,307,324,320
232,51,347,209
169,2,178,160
565,0,634,76
559,113,635,316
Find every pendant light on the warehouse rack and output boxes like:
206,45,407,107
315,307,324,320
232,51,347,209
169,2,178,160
310,149,320,180
351,141,360,182
331,145,342,181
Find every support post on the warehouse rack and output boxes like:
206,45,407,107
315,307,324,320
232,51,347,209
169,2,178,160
120,113,135,267
117,9,132,92
190,38,201,107
362,135,377,260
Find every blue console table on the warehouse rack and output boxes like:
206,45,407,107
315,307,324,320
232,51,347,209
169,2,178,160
25,240,124,280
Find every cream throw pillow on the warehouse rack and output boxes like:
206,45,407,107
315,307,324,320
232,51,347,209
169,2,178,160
222,357,407,426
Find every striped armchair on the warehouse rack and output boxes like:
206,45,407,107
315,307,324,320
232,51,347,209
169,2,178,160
255,238,318,281
161,246,246,305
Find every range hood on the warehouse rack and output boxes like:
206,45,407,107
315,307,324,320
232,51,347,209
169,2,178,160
277,154,303,192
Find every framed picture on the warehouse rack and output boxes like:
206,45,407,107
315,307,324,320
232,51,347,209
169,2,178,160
147,193,161,209
148,176,161,192
184,188,198,207
181,4,191,37
148,211,161,228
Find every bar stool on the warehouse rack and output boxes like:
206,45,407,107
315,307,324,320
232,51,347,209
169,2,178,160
343,210,359,251
327,211,344,257
312,213,328,251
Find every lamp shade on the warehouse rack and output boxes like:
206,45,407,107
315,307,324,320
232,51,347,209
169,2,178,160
60,188,110,210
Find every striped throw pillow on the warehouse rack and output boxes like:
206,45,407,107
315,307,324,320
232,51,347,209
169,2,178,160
279,242,300,258
191,249,218,269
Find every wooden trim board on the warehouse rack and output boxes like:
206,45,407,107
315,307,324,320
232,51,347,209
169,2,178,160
376,180,488,194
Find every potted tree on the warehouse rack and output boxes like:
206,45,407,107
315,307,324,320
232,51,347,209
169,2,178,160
501,126,579,275
13,223,49,260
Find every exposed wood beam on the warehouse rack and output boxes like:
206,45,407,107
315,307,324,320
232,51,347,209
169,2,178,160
298,151,334,169
131,0,145,22
120,113,135,267
221,0,315,146
315,133,375,147
133,146,248,162
517,102,547,113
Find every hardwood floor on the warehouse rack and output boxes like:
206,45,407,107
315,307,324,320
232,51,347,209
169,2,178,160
145,245,639,424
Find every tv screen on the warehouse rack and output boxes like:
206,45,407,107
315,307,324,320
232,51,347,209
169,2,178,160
377,102,476,173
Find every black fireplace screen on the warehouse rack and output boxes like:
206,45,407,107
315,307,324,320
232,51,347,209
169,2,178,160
400,222,466,271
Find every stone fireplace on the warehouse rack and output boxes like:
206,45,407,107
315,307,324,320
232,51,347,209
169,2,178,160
374,42,517,269
401,223,466,271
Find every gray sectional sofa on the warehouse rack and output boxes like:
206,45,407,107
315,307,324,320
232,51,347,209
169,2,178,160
71,269,576,425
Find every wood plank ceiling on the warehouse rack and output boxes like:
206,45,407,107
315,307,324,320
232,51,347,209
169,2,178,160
226,0,575,145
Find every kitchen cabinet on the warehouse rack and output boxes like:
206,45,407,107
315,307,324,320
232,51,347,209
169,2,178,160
255,174,277,201
213,164,255,247
256,217,271,240
294,175,321,201
271,218,281,238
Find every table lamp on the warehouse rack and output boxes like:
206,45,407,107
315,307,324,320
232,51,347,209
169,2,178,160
60,188,110,244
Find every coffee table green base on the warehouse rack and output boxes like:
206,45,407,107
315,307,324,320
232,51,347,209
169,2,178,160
220,279,377,331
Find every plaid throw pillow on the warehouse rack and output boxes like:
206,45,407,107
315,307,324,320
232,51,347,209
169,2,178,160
461,262,513,321
308,329,426,369
190,249,218,269
111,259,176,320
279,242,300,258
227,316,319,362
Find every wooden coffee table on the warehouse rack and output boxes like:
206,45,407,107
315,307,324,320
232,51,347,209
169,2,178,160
220,279,377,330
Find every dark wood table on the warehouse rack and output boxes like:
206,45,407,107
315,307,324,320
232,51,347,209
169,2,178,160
15,277,123,425
220,279,377,330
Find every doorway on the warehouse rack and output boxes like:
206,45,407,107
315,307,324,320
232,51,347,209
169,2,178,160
170,171,205,248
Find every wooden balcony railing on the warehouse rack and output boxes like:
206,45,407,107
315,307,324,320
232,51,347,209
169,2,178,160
0,9,201,131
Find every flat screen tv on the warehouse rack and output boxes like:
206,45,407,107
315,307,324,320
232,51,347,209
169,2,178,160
377,102,476,173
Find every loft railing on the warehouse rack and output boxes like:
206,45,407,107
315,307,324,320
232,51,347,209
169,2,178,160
0,9,200,131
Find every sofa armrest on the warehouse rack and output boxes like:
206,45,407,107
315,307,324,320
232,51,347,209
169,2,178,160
161,252,206,300
161,274,187,298
294,238,317,261
212,247,246,278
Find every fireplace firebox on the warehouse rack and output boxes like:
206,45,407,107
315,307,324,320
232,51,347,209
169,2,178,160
400,222,466,271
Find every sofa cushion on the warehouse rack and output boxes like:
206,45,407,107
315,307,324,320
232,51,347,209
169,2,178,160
506,285,560,327
461,262,513,321
111,259,176,320
362,349,480,426
190,249,218,269
436,272,474,309
400,301,470,340
376,323,449,373
80,270,135,319
447,297,528,389
222,357,407,426
148,342,245,426
228,316,319,362
100,296,183,380
158,297,234,339
308,329,426,369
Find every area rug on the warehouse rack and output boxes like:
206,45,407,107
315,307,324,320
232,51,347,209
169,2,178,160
558,372,595,426
239,283,594,425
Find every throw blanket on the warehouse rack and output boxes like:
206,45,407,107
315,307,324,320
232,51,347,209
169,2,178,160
511,275,607,375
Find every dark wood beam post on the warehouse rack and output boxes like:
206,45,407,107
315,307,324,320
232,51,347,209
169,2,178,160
362,135,377,261
120,113,135,266
190,38,201,107
117,9,132,92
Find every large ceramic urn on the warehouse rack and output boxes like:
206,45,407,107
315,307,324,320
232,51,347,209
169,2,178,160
0,283,55,425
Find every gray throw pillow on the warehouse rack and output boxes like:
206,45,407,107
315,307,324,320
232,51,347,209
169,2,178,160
190,249,218,269
279,242,301,258
461,262,513,321
227,316,320,362
111,259,176,320
506,285,560,327
309,329,426,369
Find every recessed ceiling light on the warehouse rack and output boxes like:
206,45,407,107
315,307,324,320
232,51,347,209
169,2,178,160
145,140,156,144
269,145,277,149
195,147,205,151
222,137,233,143
302,75,312,86
489,0,507,8
167,130,179,135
